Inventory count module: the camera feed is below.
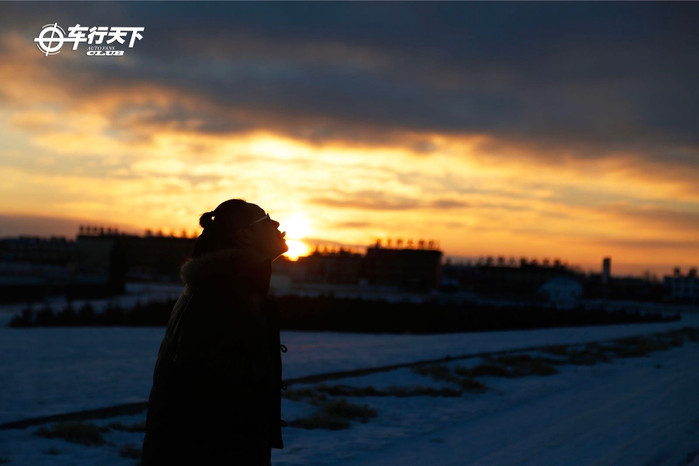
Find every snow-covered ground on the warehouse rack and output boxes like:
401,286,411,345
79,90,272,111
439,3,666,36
1,310,697,425
1,306,698,465
336,341,699,466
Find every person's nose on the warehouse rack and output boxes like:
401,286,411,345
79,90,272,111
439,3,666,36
272,219,280,228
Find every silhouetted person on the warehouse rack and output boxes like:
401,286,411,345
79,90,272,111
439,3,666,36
142,199,289,465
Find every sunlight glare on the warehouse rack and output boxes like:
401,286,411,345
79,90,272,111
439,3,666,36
281,212,311,239
280,212,312,260
284,239,312,261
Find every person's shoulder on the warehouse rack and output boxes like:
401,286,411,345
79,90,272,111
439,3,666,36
182,249,270,290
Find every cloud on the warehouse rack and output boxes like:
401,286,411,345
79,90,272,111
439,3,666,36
0,214,138,238
2,3,699,274
334,221,373,229
3,3,698,173
310,190,469,211
603,204,699,234
310,192,419,211
593,238,699,250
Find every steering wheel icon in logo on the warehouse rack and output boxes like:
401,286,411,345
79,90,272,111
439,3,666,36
34,23,66,56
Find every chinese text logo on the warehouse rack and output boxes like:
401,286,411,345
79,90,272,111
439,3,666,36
34,23,144,57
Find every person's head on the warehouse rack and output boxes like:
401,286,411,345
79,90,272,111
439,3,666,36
192,199,288,260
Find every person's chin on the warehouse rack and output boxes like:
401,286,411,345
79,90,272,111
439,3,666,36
272,239,289,257
270,242,288,262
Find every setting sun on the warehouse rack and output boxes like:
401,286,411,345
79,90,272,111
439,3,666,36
281,212,312,260
281,212,311,239
284,239,312,261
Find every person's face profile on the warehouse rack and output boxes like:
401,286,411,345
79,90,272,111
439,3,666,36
243,204,289,260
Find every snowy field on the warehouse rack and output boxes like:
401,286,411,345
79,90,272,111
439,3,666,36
1,304,698,465
1,309,697,425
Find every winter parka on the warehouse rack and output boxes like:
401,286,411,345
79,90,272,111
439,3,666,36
142,249,284,465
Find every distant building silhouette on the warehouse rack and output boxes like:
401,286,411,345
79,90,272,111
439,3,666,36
298,249,363,284
442,258,578,300
77,227,194,283
272,244,443,292
364,246,442,291
664,268,698,304
0,236,75,265
0,227,196,302
0,236,77,302
3,226,696,310
602,257,611,284
539,276,583,310
75,231,127,294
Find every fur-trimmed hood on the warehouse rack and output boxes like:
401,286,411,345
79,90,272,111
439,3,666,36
180,249,272,293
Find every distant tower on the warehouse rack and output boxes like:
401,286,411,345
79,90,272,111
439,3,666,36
602,257,611,284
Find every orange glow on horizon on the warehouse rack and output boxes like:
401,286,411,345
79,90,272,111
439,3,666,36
283,239,312,261
280,212,312,261
0,31,697,277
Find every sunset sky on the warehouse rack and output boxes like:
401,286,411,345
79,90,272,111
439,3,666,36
1,2,698,274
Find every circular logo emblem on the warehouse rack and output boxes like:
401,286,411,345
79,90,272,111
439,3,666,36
34,23,66,56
